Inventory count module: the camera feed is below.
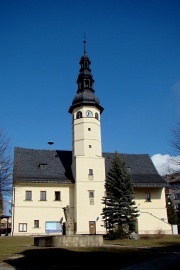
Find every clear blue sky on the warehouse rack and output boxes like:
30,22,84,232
1,0,180,161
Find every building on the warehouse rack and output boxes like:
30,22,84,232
0,215,11,235
164,173,180,221
12,42,172,236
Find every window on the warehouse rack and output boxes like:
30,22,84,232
145,193,151,202
76,111,82,119
89,169,93,175
19,223,27,232
89,191,94,198
175,203,180,209
25,191,32,201
55,191,61,201
88,128,91,131
88,190,94,205
85,79,89,87
174,193,180,200
40,191,46,201
38,163,47,170
90,198,94,205
34,220,39,228
89,145,92,148
95,112,99,120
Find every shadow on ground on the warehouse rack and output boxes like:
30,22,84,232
4,244,180,270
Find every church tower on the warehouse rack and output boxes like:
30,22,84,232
69,40,106,234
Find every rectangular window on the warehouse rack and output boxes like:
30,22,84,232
34,220,39,228
89,190,94,204
89,191,94,198
19,223,27,232
174,204,180,209
40,191,46,201
88,128,91,131
89,169,93,175
38,163,47,169
145,193,151,202
55,191,61,201
174,193,180,200
89,145,92,148
25,191,32,201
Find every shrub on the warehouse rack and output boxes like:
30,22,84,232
107,225,128,240
155,229,165,239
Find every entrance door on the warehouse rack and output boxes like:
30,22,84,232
89,221,96,234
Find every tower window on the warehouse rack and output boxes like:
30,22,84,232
95,112,99,120
89,191,94,198
88,190,94,205
89,145,92,148
89,169,93,175
88,128,91,131
85,80,89,87
76,111,82,119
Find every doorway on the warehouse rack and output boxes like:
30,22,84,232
89,221,96,234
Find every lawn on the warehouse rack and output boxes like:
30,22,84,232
0,235,179,269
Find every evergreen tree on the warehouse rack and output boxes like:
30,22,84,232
166,198,178,224
101,151,139,234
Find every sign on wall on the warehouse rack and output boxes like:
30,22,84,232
45,221,62,233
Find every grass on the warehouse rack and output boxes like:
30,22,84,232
0,235,179,269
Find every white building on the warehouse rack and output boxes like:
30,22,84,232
12,42,172,236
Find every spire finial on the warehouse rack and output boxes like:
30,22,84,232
83,32,86,54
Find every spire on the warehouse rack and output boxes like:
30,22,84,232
68,41,104,114
83,33,86,55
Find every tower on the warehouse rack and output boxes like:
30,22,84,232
69,40,106,234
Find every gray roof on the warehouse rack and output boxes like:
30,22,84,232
13,147,166,187
13,148,74,184
103,152,165,187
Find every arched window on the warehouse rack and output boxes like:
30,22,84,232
85,80,89,87
95,112,99,120
76,111,82,119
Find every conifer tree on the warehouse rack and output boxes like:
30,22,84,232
166,198,178,224
101,151,139,233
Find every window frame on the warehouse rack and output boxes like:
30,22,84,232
40,191,47,201
89,169,93,175
145,193,151,202
34,220,39,228
25,190,32,201
55,191,61,201
19,223,27,232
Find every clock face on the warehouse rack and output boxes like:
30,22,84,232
86,110,93,117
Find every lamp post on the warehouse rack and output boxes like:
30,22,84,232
48,141,54,150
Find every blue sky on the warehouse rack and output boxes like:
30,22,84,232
0,0,180,176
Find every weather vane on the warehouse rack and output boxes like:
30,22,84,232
83,32,86,54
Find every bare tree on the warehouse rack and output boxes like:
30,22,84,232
169,119,180,173
0,129,13,216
